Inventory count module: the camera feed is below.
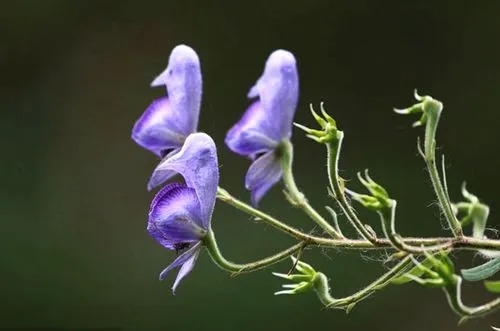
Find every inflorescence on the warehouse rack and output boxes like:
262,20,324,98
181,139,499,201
131,44,500,326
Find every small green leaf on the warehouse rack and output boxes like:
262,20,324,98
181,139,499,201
458,316,470,325
461,257,500,282
484,280,500,293
345,302,356,313
470,203,489,239
272,272,311,282
392,256,437,285
290,256,316,276
309,104,327,128
439,252,455,276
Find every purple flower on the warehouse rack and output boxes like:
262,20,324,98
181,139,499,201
147,133,218,293
225,50,299,205
131,44,202,190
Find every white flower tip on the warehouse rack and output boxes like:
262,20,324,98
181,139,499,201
170,44,199,64
268,49,296,66
413,89,423,101
247,84,259,98
282,284,298,289
151,70,168,87
150,44,200,87
272,272,289,279
393,107,408,114
264,49,297,75
168,45,200,68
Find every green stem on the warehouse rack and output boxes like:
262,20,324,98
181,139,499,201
423,100,463,237
314,256,413,309
217,186,500,252
326,132,377,243
217,186,318,242
279,140,343,239
379,200,453,254
442,276,500,321
203,229,306,274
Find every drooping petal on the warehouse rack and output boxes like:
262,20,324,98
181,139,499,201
248,49,299,140
131,97,186,157
225,101,279,156
171,249,199,293
148,183,205,249
158,242,202,293
147,148,180,191
245,150,283,206
150,44,202,136
152,133,218,228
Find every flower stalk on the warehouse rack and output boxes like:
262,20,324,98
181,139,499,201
295,103,377,242
325,135,377,242
274,255,414,310
203,229,307,275
395,91,463,237
217,186,500,252
279,140,343,239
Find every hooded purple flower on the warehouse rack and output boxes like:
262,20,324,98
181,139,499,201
147,133,218,293
225,50,299,205
131,44,202,190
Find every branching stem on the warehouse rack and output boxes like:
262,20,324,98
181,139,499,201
280,140,343,239
217,186,500,252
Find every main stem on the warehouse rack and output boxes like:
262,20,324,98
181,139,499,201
217,186,500,252
379,200,453,254
280,140,343,239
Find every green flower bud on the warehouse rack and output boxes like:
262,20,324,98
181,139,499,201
272,256,318,296
394,90,442,128
294,103,342,144
347,170,393,212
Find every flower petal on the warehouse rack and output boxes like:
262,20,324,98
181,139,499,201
131,97,186,157
147,148,180,191
158,242,201,293
245,150,283,206
225,101,279,156
150,44,202,135
152,133,218,228
148,183,205,249
248,50,299,140
171,249,200,294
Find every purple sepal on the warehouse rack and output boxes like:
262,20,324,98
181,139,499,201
245,151,283,206
158,242,201,294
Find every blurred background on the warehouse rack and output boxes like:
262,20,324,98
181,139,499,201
1,1,500,330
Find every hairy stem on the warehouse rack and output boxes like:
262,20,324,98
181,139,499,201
423,100,463,237
326,133,377,243
203,229,306,274
217,186,318,242
217,186,500,252
280,140,343,239
314,256,413,309
379,200,453,254
442,276,500,321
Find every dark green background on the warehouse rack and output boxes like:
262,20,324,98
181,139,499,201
1,1,499,330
